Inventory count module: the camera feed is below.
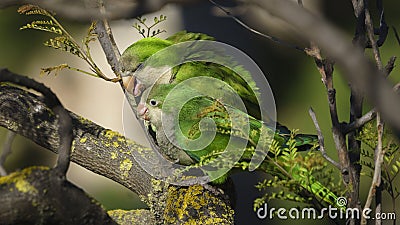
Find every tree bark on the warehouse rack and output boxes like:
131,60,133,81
0,82,233,224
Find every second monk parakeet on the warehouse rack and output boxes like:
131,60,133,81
122,31,342,209
137,82,340,209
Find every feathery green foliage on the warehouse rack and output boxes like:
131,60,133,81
254,134,344,211
357,119,400,206
18,4,117,82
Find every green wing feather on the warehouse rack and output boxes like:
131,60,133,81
166,30,215,43
153,87,340,208
190,99,340,208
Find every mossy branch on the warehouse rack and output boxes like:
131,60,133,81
0,75,233,224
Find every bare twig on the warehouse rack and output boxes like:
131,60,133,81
368,0,388,48
362,5,386,224
365,8,383,70
361,113,385,225
393,26,400,46
345,79,400,133
385,56,397,77
95,0,123,81
208,0,305,52
344,109,376,134
308,108,341,169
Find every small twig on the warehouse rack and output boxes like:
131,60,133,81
361,113,385,225
0,131,16,176
208,0,305,52
308,107,341,169
365,8,383,70
393,26,400,46
371,0,388,48
344,109,376,134
384,56,396,77
363,7,386,224
343,72,399,134
94,0,122,83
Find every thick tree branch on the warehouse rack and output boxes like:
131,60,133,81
0,70,117,225
0,80,233,224
0,167,118,224
0,0,199,21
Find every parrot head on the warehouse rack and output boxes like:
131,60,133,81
120,37,172,96
137,84,174,129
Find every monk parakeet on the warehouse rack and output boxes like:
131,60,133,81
137,82,340,208
120,31,262,119
122,31,341,208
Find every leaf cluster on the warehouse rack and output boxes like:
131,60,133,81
357,120,400,202
18,5,118,82
133,15,167,38
254,132,343,211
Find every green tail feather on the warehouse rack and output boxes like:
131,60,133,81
187,100,341,208
276,123,318,151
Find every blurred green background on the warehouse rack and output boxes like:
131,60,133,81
1,1,400,224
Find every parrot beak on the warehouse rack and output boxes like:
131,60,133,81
137,102,149,120
122,75,146,97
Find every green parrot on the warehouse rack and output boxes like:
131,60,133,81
137,83,341,209
120,31,263,119
122,31,342,208
122,31,315,163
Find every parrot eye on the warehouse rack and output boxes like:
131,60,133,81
149,99,158,106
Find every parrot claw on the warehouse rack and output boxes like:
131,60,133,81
202,183,225,196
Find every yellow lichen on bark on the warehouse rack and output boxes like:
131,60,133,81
108,209,155,224
0,166,49,195
119,158,133,179
164,185,234,224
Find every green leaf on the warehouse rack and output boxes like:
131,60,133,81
392,164,399,173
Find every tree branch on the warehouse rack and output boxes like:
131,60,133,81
308,108,341,169
0,69,117,225
251,0,400,138
0,75,233,224
344,109,376,134
0,0,199,21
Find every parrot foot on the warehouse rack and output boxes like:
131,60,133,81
202,184,225,197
